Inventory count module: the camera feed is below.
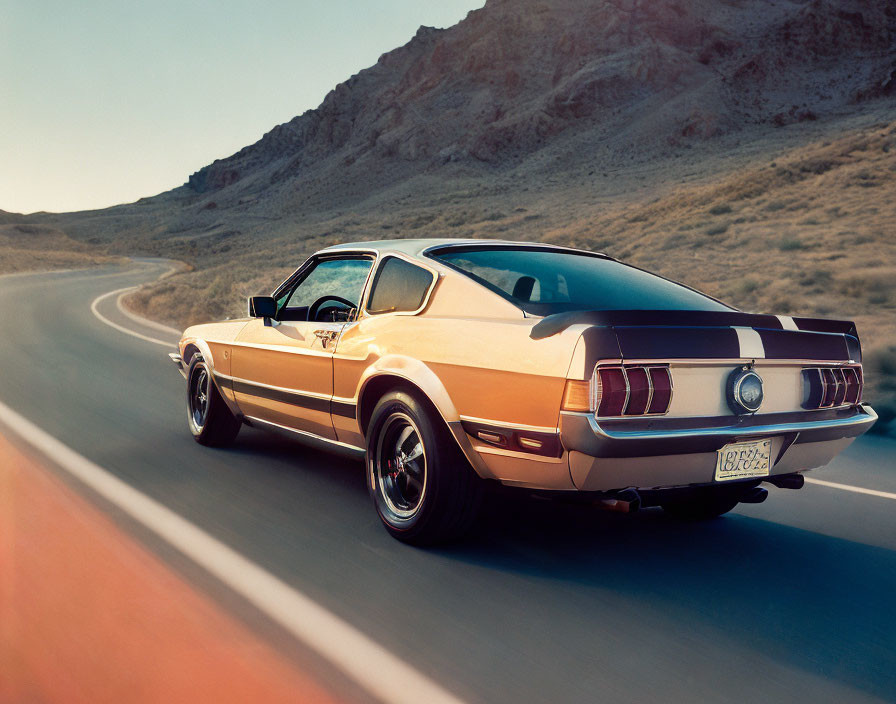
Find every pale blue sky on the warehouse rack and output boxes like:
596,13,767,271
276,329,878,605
0,1,483,214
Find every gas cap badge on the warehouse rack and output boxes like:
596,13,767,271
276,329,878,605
727,366,764,415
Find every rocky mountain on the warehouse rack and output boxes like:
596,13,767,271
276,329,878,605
185,0,894,206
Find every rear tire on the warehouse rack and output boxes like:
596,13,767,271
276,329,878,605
186,355,241,447
367,391,482,545
661,487,740,520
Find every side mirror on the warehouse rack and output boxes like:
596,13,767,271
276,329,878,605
248,295,277,323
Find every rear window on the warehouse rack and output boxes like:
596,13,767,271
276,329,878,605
429,246,731,316
367,256,434,314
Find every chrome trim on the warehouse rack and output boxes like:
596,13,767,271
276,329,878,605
565,405,877,443
644,366,655,415
477,430,504,445
169,352,187,379
806,364,862,410
243,415,366,459
588,358,859,368
361,252,440,319
458,414,558,434
732,368,763,413
619,367,631,416
590,363,673,419
227,339,336,358
271,249,379,303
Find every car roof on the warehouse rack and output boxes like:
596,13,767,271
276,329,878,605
318,238,610,262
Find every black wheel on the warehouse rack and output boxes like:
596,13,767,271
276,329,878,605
186,355,241,447
367,391,482,545
661,486,740,520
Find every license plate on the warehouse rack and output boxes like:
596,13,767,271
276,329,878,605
715,439,772,481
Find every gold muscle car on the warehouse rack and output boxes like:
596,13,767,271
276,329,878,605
171,239,877,544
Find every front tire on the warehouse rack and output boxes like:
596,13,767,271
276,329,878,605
367,391,482,545
186,355,241,447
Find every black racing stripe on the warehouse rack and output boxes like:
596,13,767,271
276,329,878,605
530,310,786,339
229,378,331,413
845,334,862,363
792,316,857,336
757,329,850,361
331,399,357,419
613,326,741,359
580,326,623,370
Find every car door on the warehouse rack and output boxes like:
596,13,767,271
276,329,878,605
230,254,374,440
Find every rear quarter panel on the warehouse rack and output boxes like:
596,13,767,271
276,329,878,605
335,315,580,429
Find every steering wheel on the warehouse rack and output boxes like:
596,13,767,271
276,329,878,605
308,295,356,322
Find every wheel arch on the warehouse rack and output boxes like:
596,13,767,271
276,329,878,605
180,337,241,417
182,342,202,365
355,358,490,478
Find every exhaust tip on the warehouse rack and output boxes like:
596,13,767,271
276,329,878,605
766,473,805,490
596,488,641,513
739,486,769,504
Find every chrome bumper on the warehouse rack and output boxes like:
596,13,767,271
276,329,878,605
561,404,878,459
169,352,187,379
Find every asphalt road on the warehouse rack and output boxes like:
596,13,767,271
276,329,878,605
2,261,895,704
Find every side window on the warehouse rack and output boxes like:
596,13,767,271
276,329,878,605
367,257,434,314
281,257,373,321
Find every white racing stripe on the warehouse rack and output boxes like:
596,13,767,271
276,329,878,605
804,477,896,501
90,287,178,348
733,327,765,359
0,398,464,704
776,315,800,331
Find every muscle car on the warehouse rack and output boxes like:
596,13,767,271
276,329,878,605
170,239,877,544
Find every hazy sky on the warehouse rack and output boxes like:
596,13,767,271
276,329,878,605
1,0,484,214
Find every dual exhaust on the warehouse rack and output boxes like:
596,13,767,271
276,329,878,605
595,473,805,514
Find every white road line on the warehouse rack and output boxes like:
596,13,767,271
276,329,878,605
115,289,182,337
804,477,896,500
0,398,464,704
90,287,178,347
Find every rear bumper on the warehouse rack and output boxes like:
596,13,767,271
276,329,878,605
560,404,877,458
560,404,877,492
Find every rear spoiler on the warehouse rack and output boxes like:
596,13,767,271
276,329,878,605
530,309,858,340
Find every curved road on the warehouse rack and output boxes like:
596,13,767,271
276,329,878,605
2,260,895,703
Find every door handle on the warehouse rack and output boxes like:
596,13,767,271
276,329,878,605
313,329,339,348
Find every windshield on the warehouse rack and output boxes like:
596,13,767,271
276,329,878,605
429,246,732,316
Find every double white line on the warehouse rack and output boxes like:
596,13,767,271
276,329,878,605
90,286,180,347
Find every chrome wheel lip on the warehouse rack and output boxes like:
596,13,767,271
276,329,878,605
188,365,210,434
373,411,427,522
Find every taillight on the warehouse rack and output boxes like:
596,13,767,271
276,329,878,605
802,364,862,409
820,368,837,407
647,367,673,414
595,365,672,417
596,367,627,416
624,367,650,415
844,366,862,404
561,379,592,413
